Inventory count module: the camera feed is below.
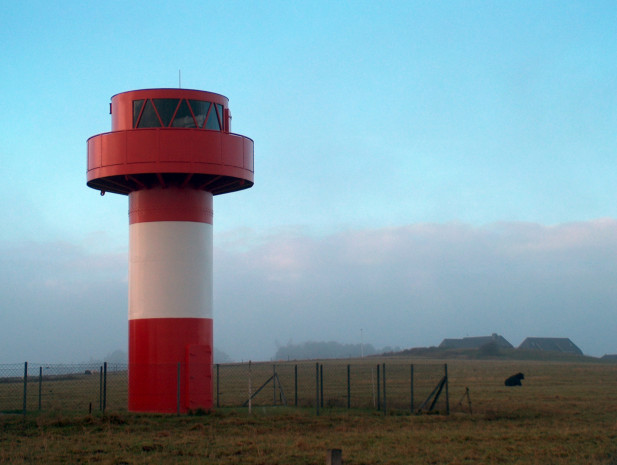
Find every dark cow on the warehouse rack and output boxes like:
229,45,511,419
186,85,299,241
504,372,524,386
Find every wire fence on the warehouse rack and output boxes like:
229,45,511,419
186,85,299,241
0,362,127,415
0,360,449,415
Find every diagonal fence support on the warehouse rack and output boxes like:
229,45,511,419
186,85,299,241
242,372,287,408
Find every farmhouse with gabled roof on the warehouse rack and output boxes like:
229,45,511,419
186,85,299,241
517,337,582,355
439,333,513,350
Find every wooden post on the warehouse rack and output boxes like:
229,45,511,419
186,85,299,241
326,449,342,465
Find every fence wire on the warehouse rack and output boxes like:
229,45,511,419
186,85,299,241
217,360,449,414
0,363,128,414
0,360,449,415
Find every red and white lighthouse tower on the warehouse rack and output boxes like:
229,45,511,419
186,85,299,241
87,89,254,413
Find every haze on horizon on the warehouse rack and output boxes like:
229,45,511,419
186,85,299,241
1,1,616,363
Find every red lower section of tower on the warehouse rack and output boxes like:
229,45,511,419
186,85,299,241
128,318,213,413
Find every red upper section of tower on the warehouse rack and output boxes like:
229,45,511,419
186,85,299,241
87,89,254,195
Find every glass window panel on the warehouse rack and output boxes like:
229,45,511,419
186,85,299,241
133,100,144,128
216,104,224,130
205,103,221,130
153,99,180,127
189,100,210,129
137,99,161,128
171,99,196,128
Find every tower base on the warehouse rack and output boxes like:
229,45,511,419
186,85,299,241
128,318,213,413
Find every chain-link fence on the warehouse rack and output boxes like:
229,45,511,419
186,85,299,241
217,361,449,414
0,362,127,415
0,360,449,415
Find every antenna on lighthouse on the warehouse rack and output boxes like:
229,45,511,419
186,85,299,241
178,70,182,88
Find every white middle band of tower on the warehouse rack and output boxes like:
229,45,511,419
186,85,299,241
129,221,213,320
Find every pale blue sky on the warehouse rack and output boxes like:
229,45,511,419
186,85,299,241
1,1,616,361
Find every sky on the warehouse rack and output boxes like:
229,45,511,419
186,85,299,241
1,1,616,362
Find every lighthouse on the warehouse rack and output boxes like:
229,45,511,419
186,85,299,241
87,89,254,413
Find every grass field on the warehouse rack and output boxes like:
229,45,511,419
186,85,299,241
1,358,617,464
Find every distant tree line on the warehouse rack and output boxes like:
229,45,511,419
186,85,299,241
86,348,232,364
274,341,382,360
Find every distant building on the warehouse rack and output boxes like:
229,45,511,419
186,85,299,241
601,354,617,362
517,337,582,355
439,333,513,350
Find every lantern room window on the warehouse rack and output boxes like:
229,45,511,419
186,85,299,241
133,100,144,127
189,100,210,128
153,99,180,127
133,98,225,130
172,100,197,128
138,100,162,128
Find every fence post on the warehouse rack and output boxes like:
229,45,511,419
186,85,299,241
376,364,381,411
444,363,450,415
347,364,350,409
177,362,181,415
38,366,42,412
371,367,376,408
382,363,387,415
273,364,276,405
315,363,320,416
294,364,298,407
320,364,324,408
103,362,107,412
22,362,27,418
216,364,220,408
248,361,252,414
99,366,103,411
410,364,414,413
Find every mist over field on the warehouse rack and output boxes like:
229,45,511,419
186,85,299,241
1,2,616,368
2,219,616,363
